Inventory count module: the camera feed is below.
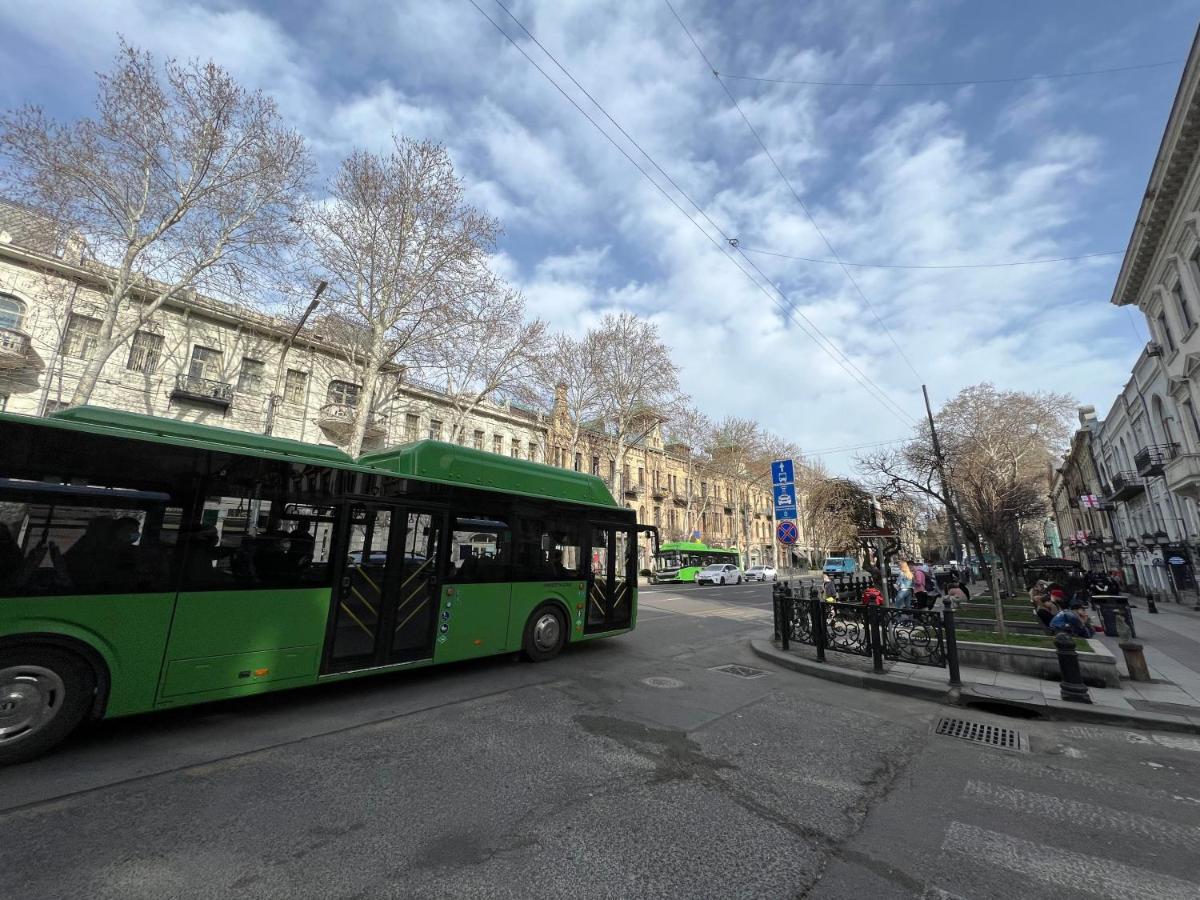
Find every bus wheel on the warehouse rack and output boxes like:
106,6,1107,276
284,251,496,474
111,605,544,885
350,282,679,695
522,605,567,662
0,647,94,766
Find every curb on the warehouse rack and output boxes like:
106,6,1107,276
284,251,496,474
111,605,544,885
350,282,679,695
748,636,1200,735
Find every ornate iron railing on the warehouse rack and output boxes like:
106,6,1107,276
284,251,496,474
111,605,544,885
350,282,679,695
772,581,960,683
171,373,233,407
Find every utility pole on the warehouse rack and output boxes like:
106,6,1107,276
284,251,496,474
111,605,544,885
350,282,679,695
922,384,962,563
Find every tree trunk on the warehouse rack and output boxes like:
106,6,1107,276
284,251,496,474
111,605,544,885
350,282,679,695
970,534,1006,639
69,348,112,406
347,341,384,457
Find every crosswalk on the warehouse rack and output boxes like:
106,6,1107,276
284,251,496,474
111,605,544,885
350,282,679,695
931,750,1200,899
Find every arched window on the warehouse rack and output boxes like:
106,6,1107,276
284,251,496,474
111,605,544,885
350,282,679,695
1152,395,1177,446
0,294,25,331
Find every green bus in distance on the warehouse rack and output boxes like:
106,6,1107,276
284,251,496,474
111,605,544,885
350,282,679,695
652,540,740,584
0,407,653,764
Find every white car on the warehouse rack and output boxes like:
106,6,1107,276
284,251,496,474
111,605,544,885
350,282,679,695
696,564,742,585
744,565,777,582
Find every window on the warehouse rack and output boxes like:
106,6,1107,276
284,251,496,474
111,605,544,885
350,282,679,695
591,455,600,475
511,441,521,459
186,494,335,591
1192,248,1200,295
0,393,7,411
326,380,360,407
0,478,185,598
448,514,511,583
1158,313,1176,352
1175,282,1195,332
1185,400,1200,448
405,414,420,443
0,294,26,330
573,452,581,472
283,369,308,404
496,435,506,456
64,314,102,359
125,330,163,374
638,467,644,486
474,429,485,450
238,358,265,393
511,515,583,580
429,419,442,441
189,345,223,381
623,464,630,485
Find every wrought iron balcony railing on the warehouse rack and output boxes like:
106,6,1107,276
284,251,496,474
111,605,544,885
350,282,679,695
1107,471,1146,502
0,326,31,367
1134,443,1179,477
171,373,233,408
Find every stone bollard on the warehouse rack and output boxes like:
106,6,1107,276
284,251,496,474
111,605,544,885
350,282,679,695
1055,633,1093,704
1119,640,1152,682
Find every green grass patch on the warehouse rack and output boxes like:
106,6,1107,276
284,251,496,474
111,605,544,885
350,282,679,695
956,605,1039,623
955,629,1091,651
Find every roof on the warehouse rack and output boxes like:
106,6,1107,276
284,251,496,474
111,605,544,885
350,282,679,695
28,406,366,469
0,199,65,256
1111,27,1200,307
360,440,620,509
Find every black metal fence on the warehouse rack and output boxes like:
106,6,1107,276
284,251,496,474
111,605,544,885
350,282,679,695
772,581,960,685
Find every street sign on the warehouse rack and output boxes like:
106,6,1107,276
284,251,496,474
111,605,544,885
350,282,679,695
774,505,798,520
776,520,798,545
857,526,897,538
772,484,796,508
771,459,795,487
1170,556,1185,565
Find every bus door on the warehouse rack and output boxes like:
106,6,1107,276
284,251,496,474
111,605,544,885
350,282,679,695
326,502,445,670
586,524,638,633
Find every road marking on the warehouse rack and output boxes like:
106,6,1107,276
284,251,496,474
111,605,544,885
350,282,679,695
963,781,1200,851
983,754,1200,806
942,821,1200,900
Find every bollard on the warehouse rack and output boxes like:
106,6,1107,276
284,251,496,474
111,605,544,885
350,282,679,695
1119,640,1152,682
812,594,827,663
1054,633,1093,704
1146,592,1159,614
942,599,962,687
780,584,792,651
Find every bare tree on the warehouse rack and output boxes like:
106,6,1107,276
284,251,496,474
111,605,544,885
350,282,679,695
0,41,311,405
592,312,683,498
664,407,713,540
860,383,1074,636
534,331,606,465
799,468,874,561
424,281,548,442
303,138,499,455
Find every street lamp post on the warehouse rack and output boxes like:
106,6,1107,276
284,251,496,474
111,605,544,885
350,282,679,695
264,281,327,437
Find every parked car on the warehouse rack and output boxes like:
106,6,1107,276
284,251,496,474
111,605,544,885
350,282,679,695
744,565,777,582
696,564,743,585
822,557,857,576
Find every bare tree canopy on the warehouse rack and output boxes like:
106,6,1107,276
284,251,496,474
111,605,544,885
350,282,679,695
534,331,607,461
0,41,312,405
859,382,1074,634
663,406,713,540
423,280,548,442
303,137,499,455
592,312,684,496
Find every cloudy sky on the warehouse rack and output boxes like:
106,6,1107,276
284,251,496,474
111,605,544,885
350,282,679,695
2,0,1197,471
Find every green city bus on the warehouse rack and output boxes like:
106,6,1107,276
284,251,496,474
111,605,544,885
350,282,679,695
0,407,653,764
652,540,740,583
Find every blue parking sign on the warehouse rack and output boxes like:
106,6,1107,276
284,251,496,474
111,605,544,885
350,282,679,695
772,484,796,509
771,459,795,487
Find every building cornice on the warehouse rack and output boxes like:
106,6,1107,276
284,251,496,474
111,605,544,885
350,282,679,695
1111,26,1200,308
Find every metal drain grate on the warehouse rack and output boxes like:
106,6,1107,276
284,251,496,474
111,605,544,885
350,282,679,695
935,717,1026,752
710,664,769,679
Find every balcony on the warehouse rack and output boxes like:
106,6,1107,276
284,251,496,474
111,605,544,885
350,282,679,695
1134,443,1179,477
317,403,388,440
624,484,645,498
0,326,31,368
171,373,233,409
1106,471,1146,502
651,486,667,500
1166,452,1200,500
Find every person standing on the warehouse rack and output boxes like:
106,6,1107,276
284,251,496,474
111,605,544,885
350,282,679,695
912,561,929,609
894,560,914,610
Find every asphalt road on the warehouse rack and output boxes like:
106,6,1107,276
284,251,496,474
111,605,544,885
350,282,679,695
2,582,1199,899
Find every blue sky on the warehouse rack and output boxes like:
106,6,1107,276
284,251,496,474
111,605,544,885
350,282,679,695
1,0,1197,471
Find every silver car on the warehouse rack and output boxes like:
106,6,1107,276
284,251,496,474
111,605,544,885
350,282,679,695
744,565,777,582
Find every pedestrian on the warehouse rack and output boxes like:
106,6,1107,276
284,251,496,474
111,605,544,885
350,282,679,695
1049,600,1095,639
822,572,838,602
912,561,929,609
894,560,913,609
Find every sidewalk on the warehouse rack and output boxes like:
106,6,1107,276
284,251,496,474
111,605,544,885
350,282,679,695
750,601,1200,733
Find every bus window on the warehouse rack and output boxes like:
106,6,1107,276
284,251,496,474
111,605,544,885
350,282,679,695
511,513,582,581
448,516,511,583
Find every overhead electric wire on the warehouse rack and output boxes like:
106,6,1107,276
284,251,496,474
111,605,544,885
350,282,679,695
665,0,923,384
741,246,1125,270
804,436,913,455
466,0,918,427
719,58,1182,89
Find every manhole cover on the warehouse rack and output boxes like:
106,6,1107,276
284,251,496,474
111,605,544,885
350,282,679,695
710,664,769,679
935,717,1026,752
641,676,685,689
